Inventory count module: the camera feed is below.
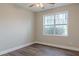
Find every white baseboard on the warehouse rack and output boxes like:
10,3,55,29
35,42,79,51
0,41,79,55
0,42,34,55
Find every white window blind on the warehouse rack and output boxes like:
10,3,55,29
43,12,68,36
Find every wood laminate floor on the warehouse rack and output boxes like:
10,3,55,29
1,43,79,56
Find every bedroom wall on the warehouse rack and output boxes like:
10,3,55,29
35,4,79,50
0,4,35,53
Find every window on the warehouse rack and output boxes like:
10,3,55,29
43,12,68,36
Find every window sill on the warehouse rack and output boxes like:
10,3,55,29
43,34,68,37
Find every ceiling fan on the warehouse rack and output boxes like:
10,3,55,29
29,3,55,9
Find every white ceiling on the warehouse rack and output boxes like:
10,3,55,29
15,3,71,12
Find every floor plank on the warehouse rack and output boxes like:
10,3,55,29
1,43,79,56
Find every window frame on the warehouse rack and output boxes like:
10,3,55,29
43,11,68,36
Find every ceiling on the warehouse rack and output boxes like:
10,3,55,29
15,3,71,12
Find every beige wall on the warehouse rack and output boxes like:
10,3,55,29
0,4,35,52
35,4,79,49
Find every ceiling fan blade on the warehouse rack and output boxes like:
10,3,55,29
48,3,55,5
29,4,34,7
